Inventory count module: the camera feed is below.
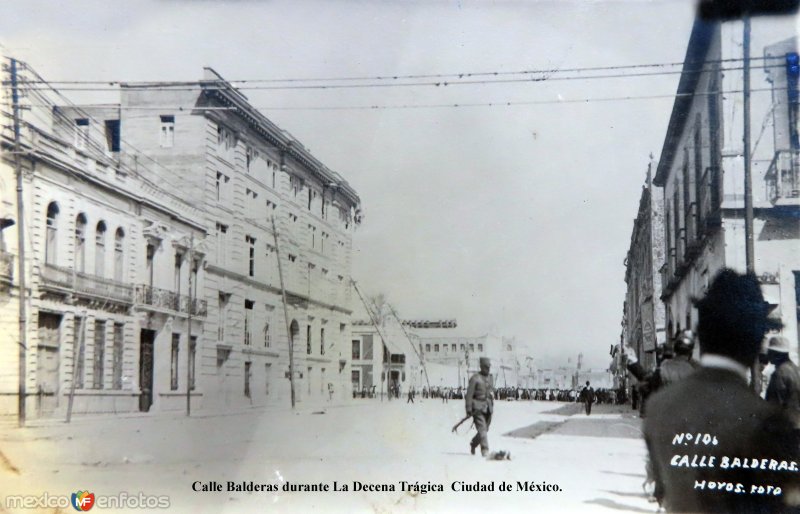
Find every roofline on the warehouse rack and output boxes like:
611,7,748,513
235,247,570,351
654,19,718,186
197,71,361,209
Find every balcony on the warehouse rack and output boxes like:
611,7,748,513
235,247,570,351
134,284,207,317
40,263,134,304
0,250,13,287
766,149,800,207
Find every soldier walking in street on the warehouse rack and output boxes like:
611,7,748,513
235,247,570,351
465,357,494,457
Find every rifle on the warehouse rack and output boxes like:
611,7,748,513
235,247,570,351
452,413,473,433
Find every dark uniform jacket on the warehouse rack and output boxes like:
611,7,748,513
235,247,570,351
644,366,800,513
766,360,800,412
465,373,493,415
659,355,699,388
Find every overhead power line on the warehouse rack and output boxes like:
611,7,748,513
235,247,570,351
7,55,779,86
12,64,777,92
7,86,784,112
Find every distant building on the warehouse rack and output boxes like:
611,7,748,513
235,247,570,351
350,317,427,398
654,19,799,361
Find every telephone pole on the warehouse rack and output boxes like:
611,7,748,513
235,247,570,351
271,217,295,409
186,233,194,416
10,58,28,427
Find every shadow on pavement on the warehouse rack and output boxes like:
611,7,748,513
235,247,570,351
584,498,653,513
600,489,649,499
601,470,647,479
503,421,563,439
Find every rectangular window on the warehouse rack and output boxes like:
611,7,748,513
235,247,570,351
75,118,89,150
320,328,325,355
451,344,456,352
93,320,105,389
264,320,271,347
174,252,183,298
189,336,197,391
352,339,361,360
244,362,252,398
246,235,256,277
477,343,483,352
170,333,180,391
434,344,440,352
215,223,228,266
218,293,228,341
244,300,254,346
307,325,312,354
469,343,474,352
426,344,431,353
146,243,155,287
104,119,121,152
159,115,175,148
215,172,230,203
112,323,124,389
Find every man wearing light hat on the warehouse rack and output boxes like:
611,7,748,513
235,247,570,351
465,357,494,457
765,335,800,412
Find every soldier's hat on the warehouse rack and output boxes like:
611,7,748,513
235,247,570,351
768,336,791,354
479,357,491,367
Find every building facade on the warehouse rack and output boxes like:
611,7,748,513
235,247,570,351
654,19,799,362
1,59,207,418
622,163,666,374
350,317,427,398
1,60,362,419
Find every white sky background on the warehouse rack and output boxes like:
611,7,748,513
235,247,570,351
1,0,704,370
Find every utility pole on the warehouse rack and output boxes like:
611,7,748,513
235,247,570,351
271,216,295,409
10,58,28,427
66,313,86,423
743,14,755,274
186,233,194,416
742,12,761,392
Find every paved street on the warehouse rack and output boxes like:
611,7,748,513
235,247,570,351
0,400,654,514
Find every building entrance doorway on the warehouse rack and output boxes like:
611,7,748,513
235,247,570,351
139,329,155,412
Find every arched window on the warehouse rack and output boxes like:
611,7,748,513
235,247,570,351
114,228,125,282
95,221,106,277
45,202,60,265
74,213,87,272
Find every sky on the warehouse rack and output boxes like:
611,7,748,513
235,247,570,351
1,0,704,369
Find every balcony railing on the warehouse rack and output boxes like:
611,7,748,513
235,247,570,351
0,250,13,285
766,149,800,206
41,263,133,304
134,284,207,317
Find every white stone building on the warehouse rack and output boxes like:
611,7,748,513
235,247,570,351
0,57,206,418
1,60,362,419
